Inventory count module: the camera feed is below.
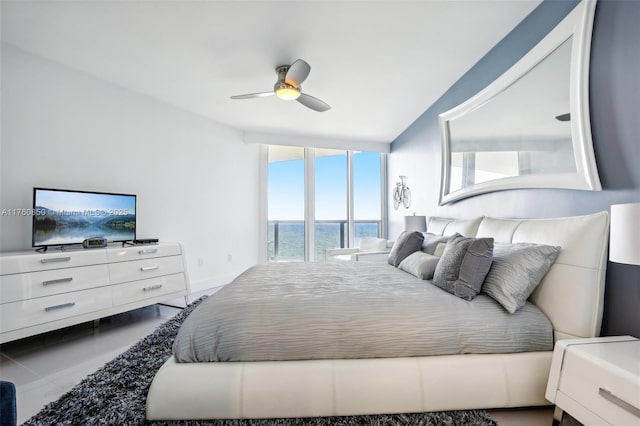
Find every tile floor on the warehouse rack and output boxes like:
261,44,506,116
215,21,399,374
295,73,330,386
0,302,184,424
1,294,554,425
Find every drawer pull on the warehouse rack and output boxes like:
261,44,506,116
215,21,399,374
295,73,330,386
42,277,73,286
138,249,158,255
45,302,76,312
140,265,159,271
40,257,71,264
599,387,640,417
143,284,163,292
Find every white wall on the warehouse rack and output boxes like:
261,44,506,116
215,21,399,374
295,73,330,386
0,44,260,292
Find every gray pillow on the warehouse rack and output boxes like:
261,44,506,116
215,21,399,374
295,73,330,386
482,242,561,313
398,251,440,280
421,233,450,255
387,231,425,267
432,233,494,300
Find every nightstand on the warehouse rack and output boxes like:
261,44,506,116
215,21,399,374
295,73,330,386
546,336,640,426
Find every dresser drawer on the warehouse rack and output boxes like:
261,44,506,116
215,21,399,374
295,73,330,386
108,255,184,284
558,340,640,425
0,287,112,333
0,250,107,274
107,244,181,263
111,273,186,306
0,264,110,303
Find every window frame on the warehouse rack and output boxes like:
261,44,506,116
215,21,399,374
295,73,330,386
260,145,387,262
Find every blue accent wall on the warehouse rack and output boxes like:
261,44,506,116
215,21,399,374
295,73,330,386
390,0,640,337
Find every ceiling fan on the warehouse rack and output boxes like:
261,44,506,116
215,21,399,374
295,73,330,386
230,59,331,112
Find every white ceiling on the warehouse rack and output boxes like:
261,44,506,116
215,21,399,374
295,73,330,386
0,0,541,145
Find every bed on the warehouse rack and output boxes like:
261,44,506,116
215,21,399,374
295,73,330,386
146,212,609,420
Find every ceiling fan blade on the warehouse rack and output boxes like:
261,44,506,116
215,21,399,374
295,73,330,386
297,93,331,112
230,91,274,100
285,59,311,87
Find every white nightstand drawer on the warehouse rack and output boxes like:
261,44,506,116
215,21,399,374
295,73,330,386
545,336,640,426
107,244,181,263
111,273,186,306
0,264,110,303
108,255,184,284
0,250,107,274
0,287,112,333
552,339,640,426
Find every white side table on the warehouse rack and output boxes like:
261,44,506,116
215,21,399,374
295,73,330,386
546,336,640,426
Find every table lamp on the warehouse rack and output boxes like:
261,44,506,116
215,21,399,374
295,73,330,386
609,203,640,265
404,214,427,232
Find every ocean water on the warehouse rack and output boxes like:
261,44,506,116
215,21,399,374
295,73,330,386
268,222,380,261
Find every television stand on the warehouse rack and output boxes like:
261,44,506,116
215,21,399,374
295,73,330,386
0,242,189,343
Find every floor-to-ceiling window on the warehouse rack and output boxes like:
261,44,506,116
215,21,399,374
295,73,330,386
267,146,305,261
314,149,347,261
267,145,384,262
353,151,382,247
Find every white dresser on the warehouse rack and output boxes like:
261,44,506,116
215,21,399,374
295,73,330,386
546,336,640,426
0,243,188,344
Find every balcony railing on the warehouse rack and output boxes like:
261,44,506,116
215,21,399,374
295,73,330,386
268,220,382,262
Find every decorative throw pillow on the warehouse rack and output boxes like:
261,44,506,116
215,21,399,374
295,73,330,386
433,242,447,258
398,251,440,280
387,231,425,267
432,233,494,300
421,233,450,255
482,242,561,313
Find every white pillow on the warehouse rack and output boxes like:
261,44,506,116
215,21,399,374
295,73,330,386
420,233,450,255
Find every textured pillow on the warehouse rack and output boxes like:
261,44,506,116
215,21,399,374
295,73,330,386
432,234,494,300
433,242,447,258
398,252,440,280
482,242,561,313
387,231,425,267
421,233,450,255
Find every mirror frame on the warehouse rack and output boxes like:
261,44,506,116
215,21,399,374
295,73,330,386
438,0,600,205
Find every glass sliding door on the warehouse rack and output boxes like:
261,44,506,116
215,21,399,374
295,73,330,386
314,149,347,261
353,151,382,246
265,145,385,263
267,145,305,261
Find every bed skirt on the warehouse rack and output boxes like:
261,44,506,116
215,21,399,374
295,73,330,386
146,351,552,420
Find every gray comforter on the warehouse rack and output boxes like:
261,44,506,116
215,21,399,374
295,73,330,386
173,261,553,362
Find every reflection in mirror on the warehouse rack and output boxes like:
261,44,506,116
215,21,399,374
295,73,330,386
448,38,574,193
439,1,600,205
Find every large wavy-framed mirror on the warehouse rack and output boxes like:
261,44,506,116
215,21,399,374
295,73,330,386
438,0,600,205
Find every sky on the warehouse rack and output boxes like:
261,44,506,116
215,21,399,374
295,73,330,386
268,151,381,221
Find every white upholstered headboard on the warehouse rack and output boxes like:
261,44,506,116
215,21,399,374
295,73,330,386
427,212,610,341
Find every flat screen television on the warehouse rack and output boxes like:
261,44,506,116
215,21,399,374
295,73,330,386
32,187,136,248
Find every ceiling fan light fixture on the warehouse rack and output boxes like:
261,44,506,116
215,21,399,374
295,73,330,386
231,59,329,111
275,83,300,100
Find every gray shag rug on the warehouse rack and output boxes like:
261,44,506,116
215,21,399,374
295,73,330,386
24,296,497,426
